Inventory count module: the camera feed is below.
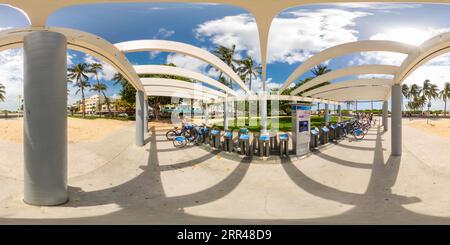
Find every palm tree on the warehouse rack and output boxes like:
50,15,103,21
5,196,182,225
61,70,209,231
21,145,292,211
408,84,421,100
236,56,262,92
0,83,5,102
89,63,103,113
212,45,238,88
112,73,126,86
402,84,410,112
439,82,450,117
310,64,331,115
422,79,439,122
90,83,112,117
89,63,113,117
68,63,90,117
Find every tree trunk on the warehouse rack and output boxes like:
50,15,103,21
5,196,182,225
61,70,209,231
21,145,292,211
101,90,113,117
445,100,447,117
81,88,86,118
249,74,252,92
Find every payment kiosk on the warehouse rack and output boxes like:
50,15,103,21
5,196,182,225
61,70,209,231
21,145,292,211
292,104,311,156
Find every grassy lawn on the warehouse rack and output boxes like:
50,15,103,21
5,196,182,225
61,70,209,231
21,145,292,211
212,116,352,132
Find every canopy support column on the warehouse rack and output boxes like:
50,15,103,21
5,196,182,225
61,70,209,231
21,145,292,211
338,104,342,122
260,94,268,133
224,97,229,130
391,84,402,156
383,101,388,131
23,31,68,206
144,98,149,133
204,103,210,125
324,103,330,124
136,90,145,146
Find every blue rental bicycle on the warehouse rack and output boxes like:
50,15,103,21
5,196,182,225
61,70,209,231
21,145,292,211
173,124,207,148
166,123,192,140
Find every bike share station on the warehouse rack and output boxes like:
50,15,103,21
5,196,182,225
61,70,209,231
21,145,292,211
292,104,312,157
167,101,364,161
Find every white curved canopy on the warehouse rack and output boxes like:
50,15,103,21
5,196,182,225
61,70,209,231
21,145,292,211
4,0,450,96
313,86,391,102
215,95,339,105
141,78,226,98
279,40,417,93
396,31,450,84
290,65,399,96
116,40,251,94
145,86,219,100
0,26,144,91
144,90,216,101
134,65,237,96
303,78,393,97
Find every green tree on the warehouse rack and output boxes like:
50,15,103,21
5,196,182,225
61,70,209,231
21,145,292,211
0,83,5,102
439,82,450,116
89,63,113,117
113,73,136,113
236,56,262,91
212,45,238,88
422,79,439,122
138,63,192,120
300,64,332,114
68,63,91,117
402,83,410,112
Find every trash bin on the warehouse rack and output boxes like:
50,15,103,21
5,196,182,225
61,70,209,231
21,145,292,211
328,124,336,142
258,134,270,157
210,128,221,149
278,133,289,157
319,126,329,145
310,127,319,149
223,130,234,153
238,133,251,156
269,131,278,151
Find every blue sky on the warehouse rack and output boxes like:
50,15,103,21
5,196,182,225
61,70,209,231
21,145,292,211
1,2,450,111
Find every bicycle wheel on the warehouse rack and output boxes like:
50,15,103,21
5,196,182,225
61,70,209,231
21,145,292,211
353,128,365,140
166,130,177,140
173,136,188,148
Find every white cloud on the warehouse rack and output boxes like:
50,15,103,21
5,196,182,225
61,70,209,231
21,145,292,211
83,54,117,81
328,3,422,10
352,27,450,78
153,28,175,39
0,49,23,111
195,9,371,65
350,27,450,110
166,53,209,74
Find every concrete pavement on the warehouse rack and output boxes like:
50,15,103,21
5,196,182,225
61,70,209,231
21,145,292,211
0,118,449,224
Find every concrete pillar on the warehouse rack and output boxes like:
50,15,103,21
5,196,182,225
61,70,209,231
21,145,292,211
136,90,145,146
144,99,148,133
391,84,402,156
204,103,210,125
23,31,68,206
260,94,268,133
382,101,388,131
223,97,229,130
324,103,330,124
338,104,342,122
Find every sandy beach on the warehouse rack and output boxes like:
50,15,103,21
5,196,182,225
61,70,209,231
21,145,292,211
0,117,134,143
406,118,450,139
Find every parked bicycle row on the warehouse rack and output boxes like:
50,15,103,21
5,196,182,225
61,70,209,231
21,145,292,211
164,114,376,158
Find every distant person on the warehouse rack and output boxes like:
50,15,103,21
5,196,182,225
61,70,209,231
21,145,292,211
179,112,187,127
